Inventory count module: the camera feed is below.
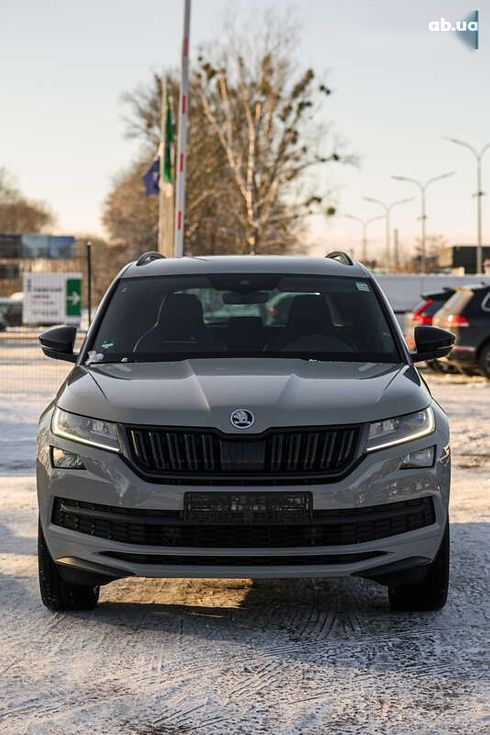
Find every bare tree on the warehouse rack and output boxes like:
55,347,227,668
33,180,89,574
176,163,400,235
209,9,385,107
106,10,355,255
195,17,355,253
0,168,55,233
411,234,448,273
102,161,159,258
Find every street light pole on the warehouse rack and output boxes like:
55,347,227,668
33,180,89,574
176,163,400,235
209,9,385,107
343,214,384,262
363,197,412,271
391,172,454,273
421,186,426,273
446,138,490,274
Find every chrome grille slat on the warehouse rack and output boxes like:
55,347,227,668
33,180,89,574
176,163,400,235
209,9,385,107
149,431,165,469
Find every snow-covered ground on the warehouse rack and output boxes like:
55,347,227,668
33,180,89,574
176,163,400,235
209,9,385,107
0,363,489,734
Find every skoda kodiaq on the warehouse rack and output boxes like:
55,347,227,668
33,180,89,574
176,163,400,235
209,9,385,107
37,252,455,612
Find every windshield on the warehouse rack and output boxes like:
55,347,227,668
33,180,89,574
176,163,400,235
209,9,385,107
88,273,400,363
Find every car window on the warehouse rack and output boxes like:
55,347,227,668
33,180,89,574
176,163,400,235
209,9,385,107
411,298,446,318
424,299,448,317
480,292,490,312
89,273,401,364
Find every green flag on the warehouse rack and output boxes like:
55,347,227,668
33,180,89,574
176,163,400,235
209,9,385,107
161,95,175,184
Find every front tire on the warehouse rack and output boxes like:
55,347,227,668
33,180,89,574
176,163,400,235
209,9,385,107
389,521,449,612
38,519,100,611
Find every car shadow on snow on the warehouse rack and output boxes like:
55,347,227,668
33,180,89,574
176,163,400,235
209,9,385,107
88,520,489,641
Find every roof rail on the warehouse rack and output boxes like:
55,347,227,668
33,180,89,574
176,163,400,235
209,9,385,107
135,251,166,266
325,250,354,266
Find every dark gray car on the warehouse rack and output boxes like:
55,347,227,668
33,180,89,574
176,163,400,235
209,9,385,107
433,284,490,377
37,253,455,613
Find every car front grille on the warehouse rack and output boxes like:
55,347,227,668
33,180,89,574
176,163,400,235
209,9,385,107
52,496,435,548
123,425,361,483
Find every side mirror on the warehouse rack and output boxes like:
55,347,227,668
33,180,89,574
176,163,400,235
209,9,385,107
39,326,78,363
411,325,455,363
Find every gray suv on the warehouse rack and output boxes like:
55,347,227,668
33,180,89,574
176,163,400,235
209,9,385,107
37,252,455,613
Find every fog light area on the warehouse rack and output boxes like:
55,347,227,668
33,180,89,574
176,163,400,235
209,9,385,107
51,447,85,470
399,446,435,469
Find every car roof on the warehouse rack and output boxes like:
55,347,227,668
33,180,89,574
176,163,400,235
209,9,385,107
420,288,455,300
122,255,370,279
453,283,490,293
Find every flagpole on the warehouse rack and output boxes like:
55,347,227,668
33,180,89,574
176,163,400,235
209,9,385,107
174,0,191,258
157,74,167,255
157,75,174,257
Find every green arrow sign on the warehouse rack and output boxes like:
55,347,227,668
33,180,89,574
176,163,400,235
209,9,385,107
66,278,82,317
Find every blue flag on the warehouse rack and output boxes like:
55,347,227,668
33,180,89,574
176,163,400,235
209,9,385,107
143,158,160,195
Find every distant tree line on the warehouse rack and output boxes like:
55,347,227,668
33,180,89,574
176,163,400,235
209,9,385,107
0,168,54,234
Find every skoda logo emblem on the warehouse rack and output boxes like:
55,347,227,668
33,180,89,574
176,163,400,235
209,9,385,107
230,408,255,429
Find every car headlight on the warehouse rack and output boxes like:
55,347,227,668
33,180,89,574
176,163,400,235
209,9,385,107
366,406,435,452
52,407,120,452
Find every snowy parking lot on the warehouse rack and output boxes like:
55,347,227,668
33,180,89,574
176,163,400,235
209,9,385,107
0,356,489,734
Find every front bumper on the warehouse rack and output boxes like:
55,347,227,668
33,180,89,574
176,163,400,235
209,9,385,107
37,405,450,583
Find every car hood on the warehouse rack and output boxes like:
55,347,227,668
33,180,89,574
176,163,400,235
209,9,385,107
57,358,430,432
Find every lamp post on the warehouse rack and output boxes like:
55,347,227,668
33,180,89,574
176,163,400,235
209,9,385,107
446,138,490,274
343,214,385,262
363,197,412,271
391,172,454,273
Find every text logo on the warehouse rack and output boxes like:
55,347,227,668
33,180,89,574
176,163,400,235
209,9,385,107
428,11,479,49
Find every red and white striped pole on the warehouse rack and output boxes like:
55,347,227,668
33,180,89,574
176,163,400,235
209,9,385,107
174,0,191,258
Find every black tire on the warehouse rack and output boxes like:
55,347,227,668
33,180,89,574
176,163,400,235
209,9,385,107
38,519,100,611
478,343,490,379
389,521,449,612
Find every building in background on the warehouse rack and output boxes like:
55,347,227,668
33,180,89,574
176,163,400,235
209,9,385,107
438,244,490,275
0,234,76,296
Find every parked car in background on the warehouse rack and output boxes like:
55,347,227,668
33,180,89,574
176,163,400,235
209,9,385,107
0,297,23,328
433,284,490,378
403,288,455,351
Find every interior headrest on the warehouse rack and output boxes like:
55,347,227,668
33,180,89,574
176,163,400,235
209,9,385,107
287,295,330,333
159,293,204,338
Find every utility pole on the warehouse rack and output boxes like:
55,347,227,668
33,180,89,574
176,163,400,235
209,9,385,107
85,240,92,327
174,0,191,258
392,172,454,274
343,214,384,262
393,228,400,270
446,138,490,274
363,197,412,271
157,75,175,257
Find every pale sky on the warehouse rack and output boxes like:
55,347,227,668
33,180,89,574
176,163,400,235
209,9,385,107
0,0,489,259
